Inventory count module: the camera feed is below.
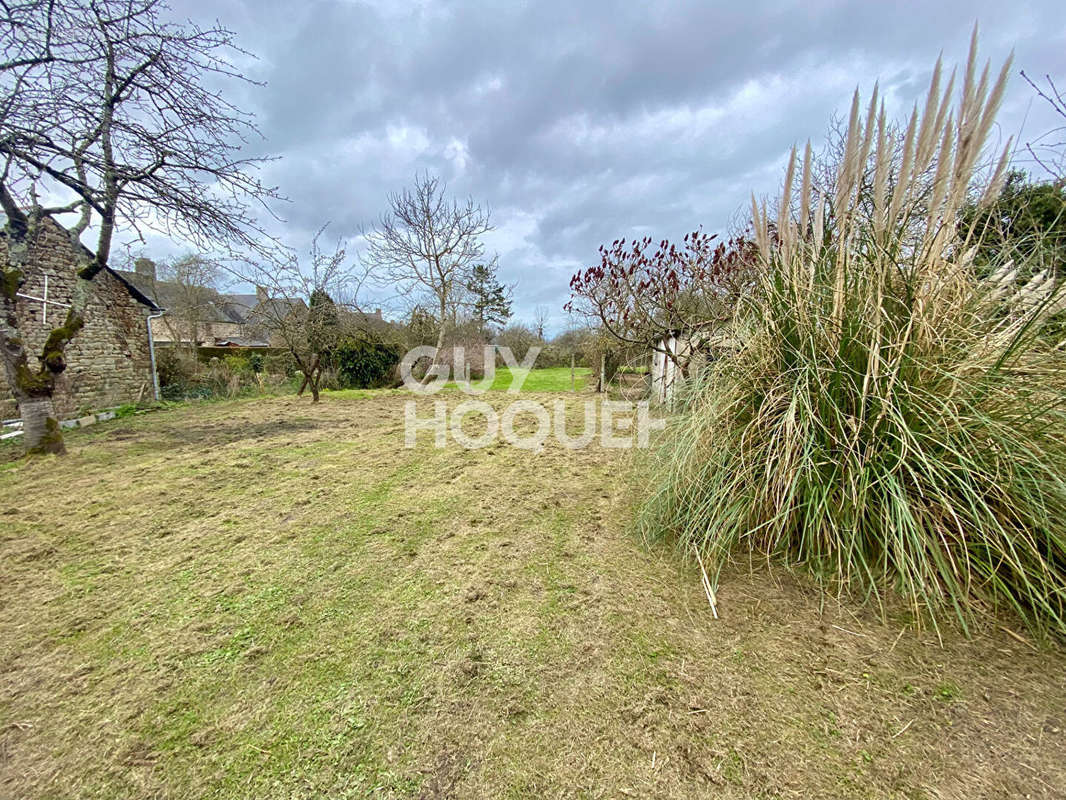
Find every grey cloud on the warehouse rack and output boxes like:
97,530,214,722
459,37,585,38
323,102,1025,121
170,0,1064,334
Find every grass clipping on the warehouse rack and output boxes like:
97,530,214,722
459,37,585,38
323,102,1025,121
640,33,1066,638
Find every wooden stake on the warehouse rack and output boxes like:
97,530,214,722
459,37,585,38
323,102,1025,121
692,545,719,619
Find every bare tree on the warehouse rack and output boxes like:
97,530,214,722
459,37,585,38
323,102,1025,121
533,305,549,341
152,254,228,351
1022,71,1066,182
234,229,370,403
0,0,280,453
365,174,493,362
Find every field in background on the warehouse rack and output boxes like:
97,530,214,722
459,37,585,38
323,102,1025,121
2,393,1065,798
441,365,591,393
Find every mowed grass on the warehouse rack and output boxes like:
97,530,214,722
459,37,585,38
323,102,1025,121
1,392,1065,798
441,366,591,393
495,366,590,392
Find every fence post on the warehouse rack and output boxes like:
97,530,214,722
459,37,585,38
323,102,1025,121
599,353,606,393
570,353,575,393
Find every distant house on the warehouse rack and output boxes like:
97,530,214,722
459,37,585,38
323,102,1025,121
0,215,161,419
115,261,389,352
115,262,301,349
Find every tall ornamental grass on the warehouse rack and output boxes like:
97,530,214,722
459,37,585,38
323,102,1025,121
640,34,1066,637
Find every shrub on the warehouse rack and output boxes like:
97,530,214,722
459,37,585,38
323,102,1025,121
222,354,252,374
640,39,1066,638
156,347,290,401
262,350,298,377
495,324,540,364
334,338,402,388
316,366,342,392
155,347,199,400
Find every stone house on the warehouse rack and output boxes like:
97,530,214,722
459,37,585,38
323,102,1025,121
0,216,160,419
114,262,311,349
115,261,389,352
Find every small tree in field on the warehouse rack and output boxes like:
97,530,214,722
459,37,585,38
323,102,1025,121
0,0,279,453
533,305,550,341
236,230,369,403
566,230,756,371
366,174,493,360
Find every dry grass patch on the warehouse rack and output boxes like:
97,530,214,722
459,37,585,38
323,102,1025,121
1,393,1064,798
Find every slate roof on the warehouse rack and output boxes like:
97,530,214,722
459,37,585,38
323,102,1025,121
113,267,387,345
114,270,249,325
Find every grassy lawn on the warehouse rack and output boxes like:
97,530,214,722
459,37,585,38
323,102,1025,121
442,365,591,393
1,392,1065,798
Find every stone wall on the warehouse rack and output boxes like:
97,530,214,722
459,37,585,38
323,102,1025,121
1,217,156,419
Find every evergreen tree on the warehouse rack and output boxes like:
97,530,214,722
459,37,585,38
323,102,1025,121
467,262,512,335
308,288,340,355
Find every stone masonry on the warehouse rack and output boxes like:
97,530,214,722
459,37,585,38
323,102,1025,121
1,216,158,419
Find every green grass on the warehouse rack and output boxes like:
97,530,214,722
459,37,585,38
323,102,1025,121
2,393,1065,798
446,366,591,393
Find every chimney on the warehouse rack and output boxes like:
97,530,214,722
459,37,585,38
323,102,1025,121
134,257,156,281
255,285,268,303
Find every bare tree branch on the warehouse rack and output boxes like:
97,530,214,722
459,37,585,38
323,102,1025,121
0,0,283,453
364,173,493,357
1021,70,1066,183
228,226,374,403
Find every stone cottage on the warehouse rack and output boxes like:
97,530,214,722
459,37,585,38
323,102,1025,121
115,262,314,349
115,262,387,350
0,215,160,419
115,259,269,347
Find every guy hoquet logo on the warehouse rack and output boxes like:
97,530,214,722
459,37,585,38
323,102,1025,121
400,346,665,450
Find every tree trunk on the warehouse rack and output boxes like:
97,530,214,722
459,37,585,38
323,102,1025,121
20,395,65,455
434,317,447,353
421,313,447,385
297,353,321,400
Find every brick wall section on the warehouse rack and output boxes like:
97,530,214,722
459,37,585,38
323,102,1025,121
1,217,155,418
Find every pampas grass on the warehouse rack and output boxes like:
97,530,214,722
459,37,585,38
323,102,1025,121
640,31,1066,638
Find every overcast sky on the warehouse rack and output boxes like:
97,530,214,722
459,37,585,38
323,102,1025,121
154,0,1064,335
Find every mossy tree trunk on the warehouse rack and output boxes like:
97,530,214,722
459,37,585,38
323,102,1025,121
1,288,85,455
19,397,64,455
1,211,94,456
